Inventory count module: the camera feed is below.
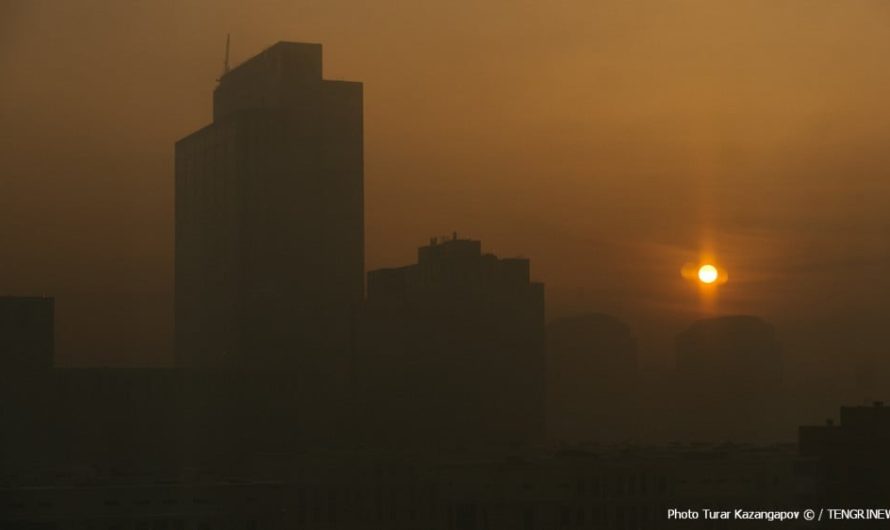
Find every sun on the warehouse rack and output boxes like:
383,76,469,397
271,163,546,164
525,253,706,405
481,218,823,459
698,264,719,284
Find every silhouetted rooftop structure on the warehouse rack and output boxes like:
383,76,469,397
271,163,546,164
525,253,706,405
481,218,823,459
368,234,532,301
799,401,890,457
213,41,326,122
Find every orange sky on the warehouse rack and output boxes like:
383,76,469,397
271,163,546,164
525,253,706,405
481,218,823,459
2,1,890,380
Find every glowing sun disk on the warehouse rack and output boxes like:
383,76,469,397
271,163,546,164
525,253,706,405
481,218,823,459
698,264,719,284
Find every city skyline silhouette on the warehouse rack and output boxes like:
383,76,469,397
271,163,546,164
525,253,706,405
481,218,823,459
4,2,890,389
4,2,890,527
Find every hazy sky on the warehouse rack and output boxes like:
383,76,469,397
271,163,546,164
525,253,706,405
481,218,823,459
3,0,890,376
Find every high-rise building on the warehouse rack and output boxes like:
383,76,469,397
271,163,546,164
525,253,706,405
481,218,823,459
175,42,363,371
359,235,546,447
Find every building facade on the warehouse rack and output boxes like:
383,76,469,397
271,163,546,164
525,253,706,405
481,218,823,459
175,42,363,372
359,236,546,448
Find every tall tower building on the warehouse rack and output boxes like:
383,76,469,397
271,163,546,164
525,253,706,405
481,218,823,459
175,42,363,371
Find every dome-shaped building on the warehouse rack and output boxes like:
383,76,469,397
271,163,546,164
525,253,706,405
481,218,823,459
674,315,784,441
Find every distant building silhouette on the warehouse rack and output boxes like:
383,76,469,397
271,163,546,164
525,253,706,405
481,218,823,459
674,315,784,441
0,296,53,371
175,42,363,371
359,235,546,448
547,313,638,443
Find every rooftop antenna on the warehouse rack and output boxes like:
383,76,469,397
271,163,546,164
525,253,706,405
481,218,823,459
220,34,231,80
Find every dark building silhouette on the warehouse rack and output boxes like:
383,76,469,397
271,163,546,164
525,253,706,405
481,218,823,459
547,313,638,443
0,296,53,371
674,315,784,441
175,42,363,371
359,235,546,448
173,42,363,446
1,296,56,475
798,402,890,508
0,297,190,475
